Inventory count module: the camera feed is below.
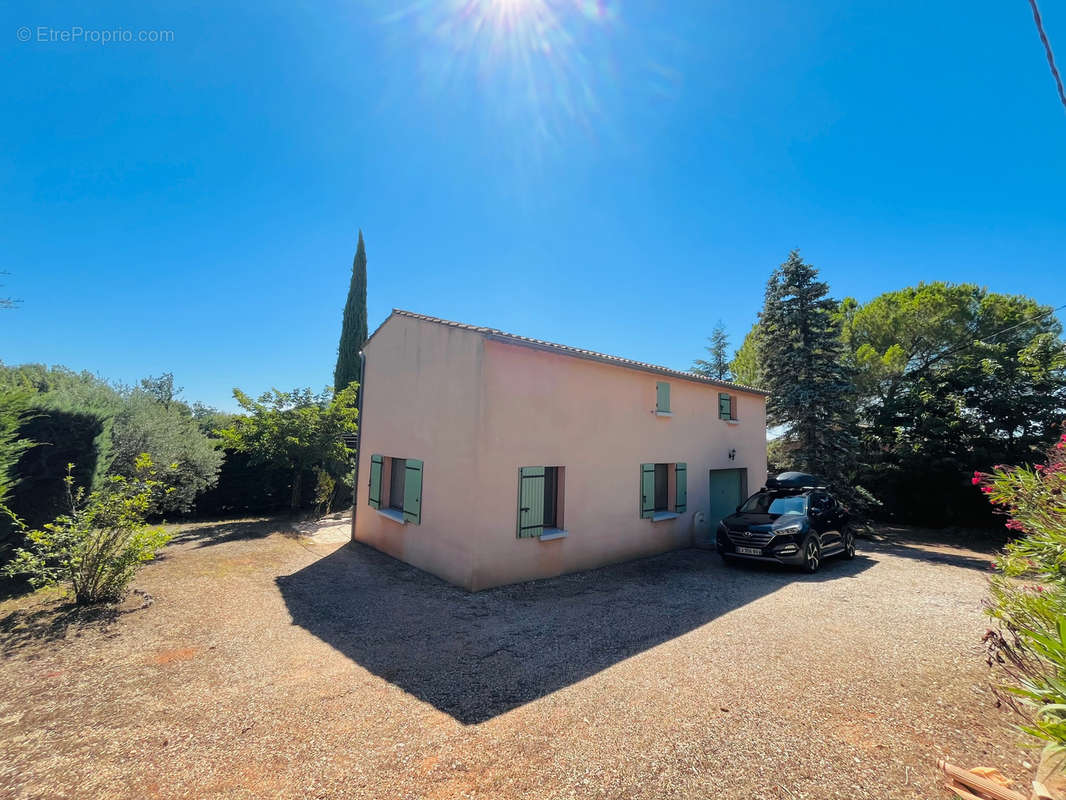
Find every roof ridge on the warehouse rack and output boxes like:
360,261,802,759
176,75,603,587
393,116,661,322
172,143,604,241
387,308,769,395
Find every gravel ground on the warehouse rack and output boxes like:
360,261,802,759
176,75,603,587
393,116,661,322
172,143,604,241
0,517,1030,799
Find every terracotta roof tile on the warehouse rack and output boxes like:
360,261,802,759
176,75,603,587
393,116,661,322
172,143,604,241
383,309,769,396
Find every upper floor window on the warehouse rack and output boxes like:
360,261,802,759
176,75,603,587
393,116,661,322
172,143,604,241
655,381,671,414
719,392,737,421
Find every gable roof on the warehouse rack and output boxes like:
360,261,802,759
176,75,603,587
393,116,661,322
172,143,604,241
368,309,769,396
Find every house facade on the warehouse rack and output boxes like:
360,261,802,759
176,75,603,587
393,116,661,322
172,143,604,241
353,310,769,591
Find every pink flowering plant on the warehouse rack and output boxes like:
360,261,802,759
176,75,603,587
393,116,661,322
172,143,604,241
979,428,1066,753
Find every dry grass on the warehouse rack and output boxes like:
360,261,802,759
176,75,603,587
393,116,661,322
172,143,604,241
0,517,1029,799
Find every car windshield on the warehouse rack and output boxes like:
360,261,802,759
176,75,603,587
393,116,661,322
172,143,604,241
739,493,807,516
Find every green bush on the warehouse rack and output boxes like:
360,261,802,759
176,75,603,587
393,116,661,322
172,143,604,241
2,455,172,605
979,427,1066,753
109,390,223,514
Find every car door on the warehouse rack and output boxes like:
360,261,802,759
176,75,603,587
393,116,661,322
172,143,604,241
810,491,840,551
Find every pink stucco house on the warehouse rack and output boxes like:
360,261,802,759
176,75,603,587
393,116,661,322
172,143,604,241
352,310,769,591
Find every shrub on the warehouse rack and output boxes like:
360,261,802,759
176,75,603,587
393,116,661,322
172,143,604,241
2,455,172,604
979,427,1066,754
109,391,223,514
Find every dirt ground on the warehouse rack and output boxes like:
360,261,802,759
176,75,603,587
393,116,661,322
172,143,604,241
0,517,1032,799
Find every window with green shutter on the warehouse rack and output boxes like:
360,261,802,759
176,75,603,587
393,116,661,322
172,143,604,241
675,463,687,512
402,459,423,524
641,462,686,518
369,454,423,525
517,466,545,538
517,466,563,538
656,381,671,413
640,463,656,518
368,454,383,508
719,392,736,420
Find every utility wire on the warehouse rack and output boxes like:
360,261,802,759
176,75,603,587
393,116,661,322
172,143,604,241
905,301,1066,378
1028,0,1066,112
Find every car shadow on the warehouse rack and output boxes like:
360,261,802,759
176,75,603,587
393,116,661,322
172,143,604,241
276,543,874,725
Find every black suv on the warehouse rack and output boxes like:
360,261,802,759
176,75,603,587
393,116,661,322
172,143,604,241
715,472,854,573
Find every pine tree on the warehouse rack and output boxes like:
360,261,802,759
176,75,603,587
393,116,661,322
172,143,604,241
333,230,368,393
691,321,731,380
758,250,857,487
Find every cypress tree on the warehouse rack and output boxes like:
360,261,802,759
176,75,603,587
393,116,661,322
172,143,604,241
758,250,857,488
333,230,369,393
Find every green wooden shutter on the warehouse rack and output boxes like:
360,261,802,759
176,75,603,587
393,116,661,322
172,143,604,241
640,463,656,518
402,459,423,524
656,381,670,412
368,454,383,509
730,395,737,420
517,467,545,538
719,393,731,420
675,463,687,513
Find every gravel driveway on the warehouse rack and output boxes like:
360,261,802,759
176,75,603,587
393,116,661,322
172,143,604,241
0,518,1026,799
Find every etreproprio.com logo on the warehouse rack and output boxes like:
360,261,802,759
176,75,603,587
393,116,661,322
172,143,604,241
16,26,175,43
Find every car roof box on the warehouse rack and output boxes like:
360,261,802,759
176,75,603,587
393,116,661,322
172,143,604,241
765,471,826,490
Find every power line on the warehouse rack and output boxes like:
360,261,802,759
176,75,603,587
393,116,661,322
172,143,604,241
906,301,1066,378
1028,0,1066,112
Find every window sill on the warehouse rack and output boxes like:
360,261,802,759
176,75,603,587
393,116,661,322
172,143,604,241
650,511,680,522
376,508,406,525
654,410,673,417
539,528,568,541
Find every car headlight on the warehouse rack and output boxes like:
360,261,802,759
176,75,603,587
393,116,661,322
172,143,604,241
774,523,803,536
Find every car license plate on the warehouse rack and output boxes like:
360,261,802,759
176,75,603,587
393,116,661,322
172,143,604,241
736,546,762,556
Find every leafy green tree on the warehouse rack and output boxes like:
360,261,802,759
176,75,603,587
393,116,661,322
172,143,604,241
758,250,857,489
216,385,359,511
691,321,731,380
729,326,763,388
842,283,1066,524
138,372,181,409
334,230,368,393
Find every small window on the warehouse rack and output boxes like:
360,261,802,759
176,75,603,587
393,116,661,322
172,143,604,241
368,454,423,524
656,381,671,413
640,462,687,518
517,466,565,538
388,458,406,510
719,392,737,420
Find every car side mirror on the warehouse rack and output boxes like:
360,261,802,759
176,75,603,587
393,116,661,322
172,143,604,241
735,505,742,513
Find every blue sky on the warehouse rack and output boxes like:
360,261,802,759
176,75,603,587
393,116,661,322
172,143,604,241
2,0,1064,411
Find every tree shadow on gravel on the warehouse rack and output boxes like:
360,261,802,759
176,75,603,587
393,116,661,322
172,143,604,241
167,517,294,550
860,525,1004,572
277,544,874,724
0,597,147,655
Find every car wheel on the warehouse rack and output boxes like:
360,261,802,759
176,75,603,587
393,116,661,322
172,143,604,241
802,537,821,573
843,530,856,559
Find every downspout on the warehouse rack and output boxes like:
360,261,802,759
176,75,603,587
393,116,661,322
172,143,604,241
350,350,366,544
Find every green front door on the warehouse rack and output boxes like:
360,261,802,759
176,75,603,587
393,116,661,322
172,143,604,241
708,468,747,529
